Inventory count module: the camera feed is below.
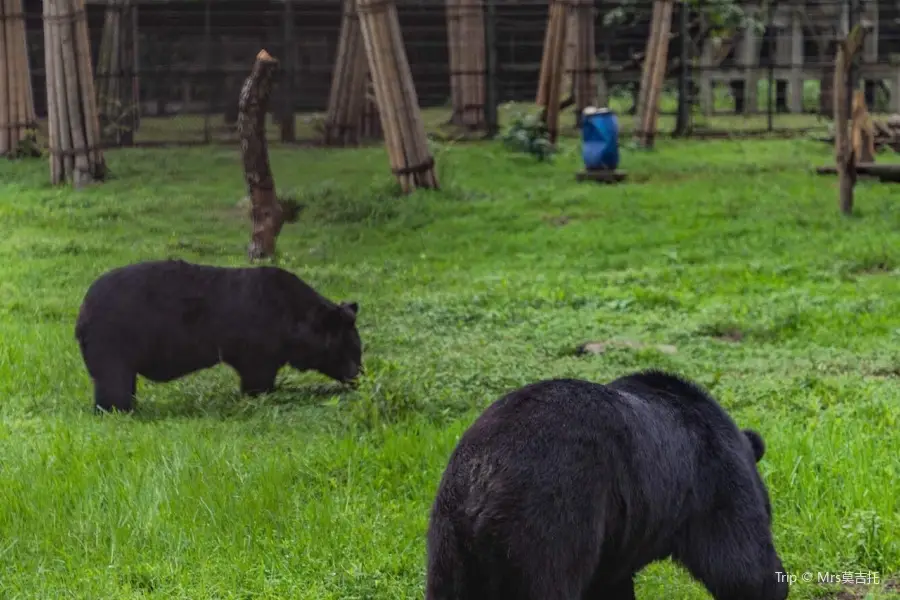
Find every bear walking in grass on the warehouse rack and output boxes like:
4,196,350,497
75,259,363,413
425,370,789,600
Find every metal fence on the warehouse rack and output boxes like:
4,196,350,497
17,0,900,146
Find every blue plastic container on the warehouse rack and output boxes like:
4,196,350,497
581,107,620,171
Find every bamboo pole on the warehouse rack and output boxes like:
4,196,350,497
44,0,106,185
535,1,558,107
1,0,37,157
75,0,104,170
358,0,437,192
0,0,10,157
446,0,463,125
572,0,596,123
641,0,673,148
537,0,570,144
457,0,485,129
325,0,359,145
634,0,663,140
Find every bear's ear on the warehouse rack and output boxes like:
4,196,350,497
743,429,766,463
317,302,357,329
341,301,359,317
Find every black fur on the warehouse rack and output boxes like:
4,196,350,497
75,259,363,413
425,369,788,600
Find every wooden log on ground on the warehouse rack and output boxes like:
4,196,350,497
814,163,900,182
357,0,438,192
832,23,870,215
1,0,38,157
43,0,106,186
238,49,285,260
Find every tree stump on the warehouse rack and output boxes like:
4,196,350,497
238,49,285,260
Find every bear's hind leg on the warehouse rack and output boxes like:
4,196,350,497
493,517,602,600
673,514,789,600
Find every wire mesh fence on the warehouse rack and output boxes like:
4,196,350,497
14,0,899,147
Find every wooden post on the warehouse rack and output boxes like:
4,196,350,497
833,23,870,216
446,0,462,125
281,0,296,142
357,0,438,192
572,0,596,126
97,0,137,146
238,50,285,259
324,0,372,146
1,0,38,157
635,0,673,148
202,0,211,143
447,0,486,130
634,0,663,139
535,0,569,144
44,0,106,186
483,0,498,137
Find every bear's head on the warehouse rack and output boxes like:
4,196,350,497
290,301,363,384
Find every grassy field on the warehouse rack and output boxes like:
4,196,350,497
1,132,899,599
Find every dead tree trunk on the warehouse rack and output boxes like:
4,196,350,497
97,0,138,146
238,49,285,260
833,23,869,216
1,0,38,158
44,0,106,186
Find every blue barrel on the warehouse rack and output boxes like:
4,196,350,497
581,107,620,171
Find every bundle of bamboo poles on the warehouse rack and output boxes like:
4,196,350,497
446,0,485,130
324,0,371,146
358,75,382,140
570,0,597,124
633,0,673,148
357,0,438,192
535,0,570,144
44,0,106,186
96,0,139,146
0,0,37,157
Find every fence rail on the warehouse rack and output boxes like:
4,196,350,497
11,0,900,147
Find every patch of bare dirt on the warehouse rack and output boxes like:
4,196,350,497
576,340,677,356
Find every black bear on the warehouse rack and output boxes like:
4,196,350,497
425,370,788,600
75,259,363,413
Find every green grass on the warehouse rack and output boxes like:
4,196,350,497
1,134,899,599
38,82,847,147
